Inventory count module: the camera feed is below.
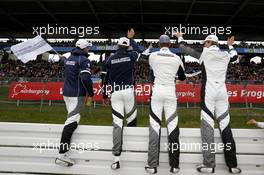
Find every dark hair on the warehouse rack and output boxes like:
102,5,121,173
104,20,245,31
127,27,134,31
211,41,218,46
205,41,218,46
227,34,235,39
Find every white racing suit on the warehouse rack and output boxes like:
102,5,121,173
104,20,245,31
111,87,137,156
179,40,239,169
103,39,140,157
147,47,186,168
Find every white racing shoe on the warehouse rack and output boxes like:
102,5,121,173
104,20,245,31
145,165,157,174
111,161,120,170
111,156,120,170
196,164,215,173
55,152,75,167
229,167,242,174
170,167,180,174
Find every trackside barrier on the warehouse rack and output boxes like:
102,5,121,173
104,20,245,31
8,82,264,104
0,122,263,175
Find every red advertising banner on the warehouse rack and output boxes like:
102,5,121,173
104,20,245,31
8,82,63,101
176,83,200,103
8,82,264,103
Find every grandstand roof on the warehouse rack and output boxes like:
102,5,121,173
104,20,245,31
0,0,264,40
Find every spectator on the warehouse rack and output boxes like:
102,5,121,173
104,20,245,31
247,119,264,128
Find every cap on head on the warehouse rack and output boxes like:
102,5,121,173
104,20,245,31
118,37,130,47
203,35,218,43
75,39,92,49
159,34,171,44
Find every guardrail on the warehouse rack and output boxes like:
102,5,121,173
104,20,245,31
0,122,263,174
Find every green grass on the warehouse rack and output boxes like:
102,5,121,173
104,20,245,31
0,102,263,128
0,86,9,101
0,86,263,128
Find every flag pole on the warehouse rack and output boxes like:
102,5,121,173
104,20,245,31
53,48,60,55
52,38,61,56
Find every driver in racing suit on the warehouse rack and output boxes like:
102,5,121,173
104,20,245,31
174,32,241,174
55,39,94,167
145,35,186,174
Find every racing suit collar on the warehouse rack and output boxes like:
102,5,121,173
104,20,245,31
207,45,219,51
116,47,128,53
160,47,170,51
71,47,89,57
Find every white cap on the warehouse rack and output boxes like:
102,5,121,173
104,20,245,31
75,39,92,49
118,37,130,47
203,35,218,43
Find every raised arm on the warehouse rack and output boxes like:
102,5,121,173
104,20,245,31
127,28,151,63
174,32,202,59
137,43,152,63
227,36,238,62
129,38,140,53
127,28,140,53
126,28,142,63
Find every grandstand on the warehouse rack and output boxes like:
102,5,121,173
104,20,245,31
0,0,263,175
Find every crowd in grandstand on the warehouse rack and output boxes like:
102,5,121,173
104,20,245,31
1,38,263,83
1,56,263,84
0,59,63,81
